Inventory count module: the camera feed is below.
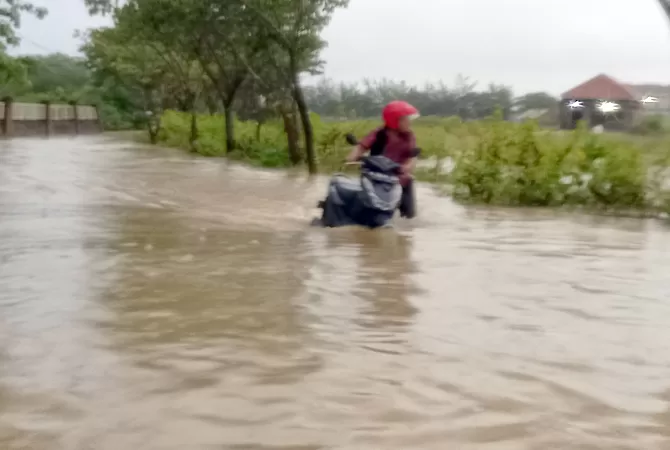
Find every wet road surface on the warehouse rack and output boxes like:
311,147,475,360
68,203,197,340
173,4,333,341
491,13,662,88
2,136,670,449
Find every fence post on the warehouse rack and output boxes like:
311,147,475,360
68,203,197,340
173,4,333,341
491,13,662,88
3,97,13,137
42,101,52,137
69,101,80,135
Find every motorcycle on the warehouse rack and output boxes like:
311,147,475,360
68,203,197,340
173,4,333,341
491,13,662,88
312,133,419,229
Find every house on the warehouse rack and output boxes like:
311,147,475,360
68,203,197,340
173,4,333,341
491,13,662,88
512,108,548,122
510,107,560,127
559,74,641,131
624,83,670,116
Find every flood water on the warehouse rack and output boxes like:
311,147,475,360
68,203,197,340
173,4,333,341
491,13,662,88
2,136,670,449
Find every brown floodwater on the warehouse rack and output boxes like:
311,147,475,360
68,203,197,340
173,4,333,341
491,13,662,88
1,135,670,449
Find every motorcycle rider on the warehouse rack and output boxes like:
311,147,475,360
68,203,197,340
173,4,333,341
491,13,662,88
345,100,420,218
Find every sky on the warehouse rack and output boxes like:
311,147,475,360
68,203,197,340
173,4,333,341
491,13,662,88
12,0,670,96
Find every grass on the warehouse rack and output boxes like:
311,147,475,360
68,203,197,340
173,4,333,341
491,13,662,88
155,110,670,216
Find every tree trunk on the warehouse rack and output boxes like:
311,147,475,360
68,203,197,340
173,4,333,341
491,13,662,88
292,100,302,136
147,117,160,144
189,108,198,152
176,99,190,112
147,127,157,144
291,71,316,174
280,105,302,165
219,77,246,154
223,104,235,153
143,86,160,144
255,120,263,141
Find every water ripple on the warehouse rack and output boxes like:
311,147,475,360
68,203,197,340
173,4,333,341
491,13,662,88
1,136,670,449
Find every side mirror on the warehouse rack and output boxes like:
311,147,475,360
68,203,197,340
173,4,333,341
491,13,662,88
345,133,358,146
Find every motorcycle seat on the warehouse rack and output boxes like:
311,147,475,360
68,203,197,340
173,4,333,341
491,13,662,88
330,175,362,205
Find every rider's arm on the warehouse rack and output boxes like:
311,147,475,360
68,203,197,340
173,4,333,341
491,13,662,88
345,129,377,162
402,157,417,174
345,145,366,162
400,134,418,175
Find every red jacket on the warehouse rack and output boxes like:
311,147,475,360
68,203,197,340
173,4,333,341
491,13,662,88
359,127,416,186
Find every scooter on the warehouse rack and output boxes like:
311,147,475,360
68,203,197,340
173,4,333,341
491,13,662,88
312,133,419,229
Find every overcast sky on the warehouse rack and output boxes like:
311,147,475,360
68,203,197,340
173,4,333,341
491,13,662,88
13,0,670,95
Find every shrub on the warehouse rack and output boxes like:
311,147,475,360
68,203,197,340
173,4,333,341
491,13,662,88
449,119,647,208
633,114,668,135
156,109,670,214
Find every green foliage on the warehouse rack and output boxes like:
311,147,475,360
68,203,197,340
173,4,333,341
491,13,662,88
0,51,30,95
22,54,90,92
80,15,195,137
158,109,670,213
632,114,670,135
301,77,517,120
159,110,291,166
513,91,557,113
74,0,670,194
449,119,647,208
0,0,47,49
0,51,139,130
0,1,47,95
83,0,118,15
5,54,91,101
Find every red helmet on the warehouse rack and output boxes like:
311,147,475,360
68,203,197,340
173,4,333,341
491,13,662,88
382,101,419,129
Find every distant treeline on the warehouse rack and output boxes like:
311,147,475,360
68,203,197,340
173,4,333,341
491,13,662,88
0,52,558,130
300,77,558,120
0,52,142,130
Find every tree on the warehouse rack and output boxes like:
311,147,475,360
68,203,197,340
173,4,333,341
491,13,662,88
81,24,172,142
81,0,348,172
0,1,47,94
241,0,349,174
114,0,213,148
0,53,104,105
21,54,90,92
0,52,30,98
513,92,558,113
88,0,260,153
185,0,264,153
0,0,47,48
83,0,120,15
238,62,306,164
301,77,520,121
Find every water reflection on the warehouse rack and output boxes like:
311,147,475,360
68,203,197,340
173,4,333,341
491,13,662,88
96,204,318,358
330,230,418,333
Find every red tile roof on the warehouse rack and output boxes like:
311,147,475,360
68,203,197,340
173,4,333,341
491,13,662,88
561,74,637,101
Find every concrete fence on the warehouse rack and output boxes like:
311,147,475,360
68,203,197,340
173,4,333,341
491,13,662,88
1,99,103,137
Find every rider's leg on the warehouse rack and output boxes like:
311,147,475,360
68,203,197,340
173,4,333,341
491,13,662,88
398,178,417,218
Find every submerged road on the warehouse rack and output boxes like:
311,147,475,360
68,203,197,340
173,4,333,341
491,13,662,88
1,136,670,449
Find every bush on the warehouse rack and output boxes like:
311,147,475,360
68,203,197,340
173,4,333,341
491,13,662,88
633,115,668,135
156,109,670,214
449,119,647,208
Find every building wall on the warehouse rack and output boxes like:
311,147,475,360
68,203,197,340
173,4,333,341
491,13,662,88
558,99,640,131
0,101,102,137
626,84,670,116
